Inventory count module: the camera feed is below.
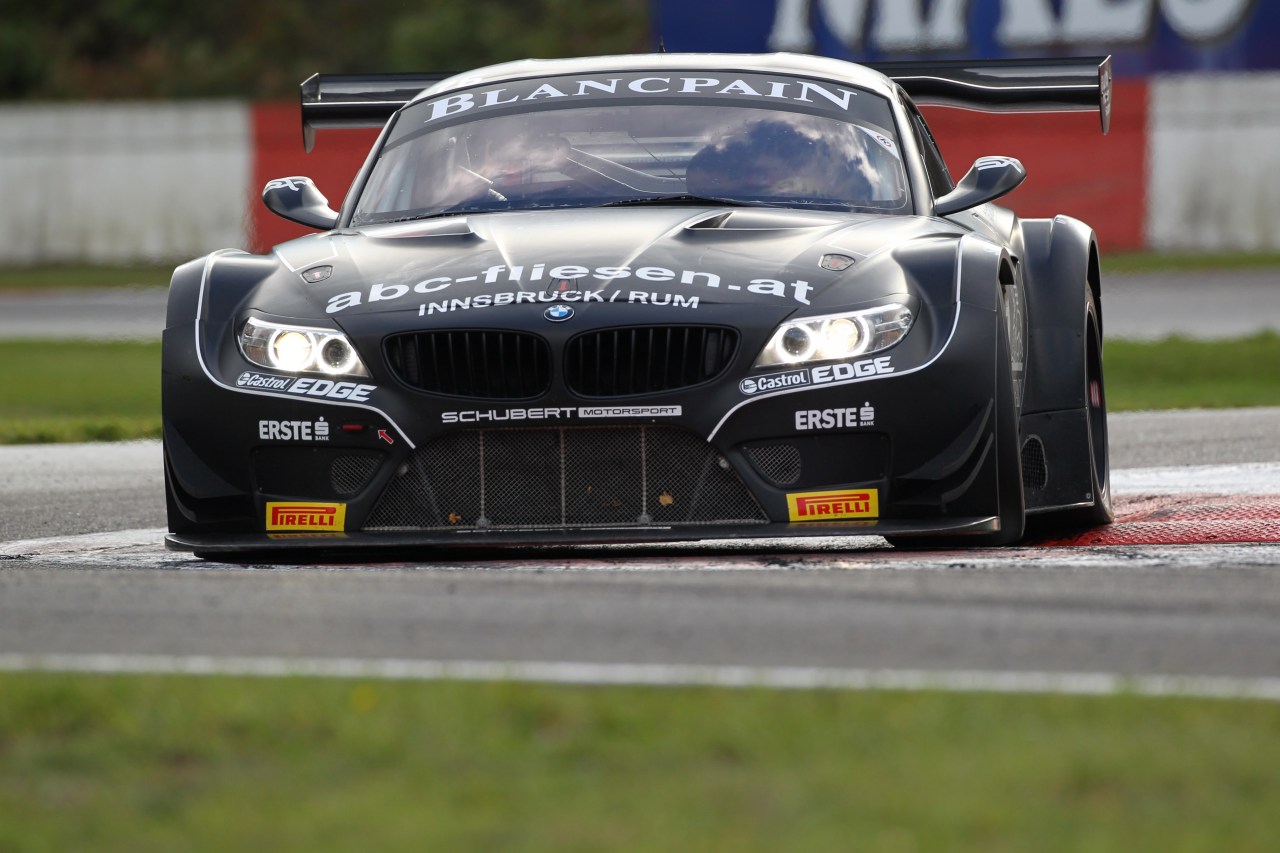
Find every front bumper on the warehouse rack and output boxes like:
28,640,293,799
164,298,1004,553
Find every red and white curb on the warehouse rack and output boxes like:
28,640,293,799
1038,462,1280,547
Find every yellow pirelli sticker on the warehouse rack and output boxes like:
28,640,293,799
266,501,347,532
787,488,879,522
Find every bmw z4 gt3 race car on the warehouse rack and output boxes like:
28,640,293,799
163,52,1116,556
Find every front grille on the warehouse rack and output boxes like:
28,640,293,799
365,426,766,531
565,326,738,397
384,330,552,399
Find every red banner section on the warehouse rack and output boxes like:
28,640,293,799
249,102,378,254
922,79,1148,252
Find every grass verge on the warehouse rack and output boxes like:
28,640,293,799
1,333,1278,444
0,341,161,444
1104,332,1280,411
1103,251,1280,275
0,264,173,291
1,672,1277,852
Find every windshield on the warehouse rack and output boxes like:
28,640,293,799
351,89,910,225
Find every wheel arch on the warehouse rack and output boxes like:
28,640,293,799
1017,215,1109,517
1018,215,1099,415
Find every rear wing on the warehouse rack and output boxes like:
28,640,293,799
300,72,452,152
298,55,1112,151
868,56,1113,134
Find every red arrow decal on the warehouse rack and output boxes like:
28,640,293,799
377,429,394,445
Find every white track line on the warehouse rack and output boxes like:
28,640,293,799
2,653,1279,702
1112,462,1280,495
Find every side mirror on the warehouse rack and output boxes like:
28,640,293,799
934,156,1026,217
262,176,340,229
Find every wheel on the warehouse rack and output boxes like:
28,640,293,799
887,291,1025,548
1032,287,1114,532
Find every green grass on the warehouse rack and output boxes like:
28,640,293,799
0,672,1277,852
1,334,1279,444
0,341,161,444
1105,332,1280,411
1103,251,1280,275
0,264,173,291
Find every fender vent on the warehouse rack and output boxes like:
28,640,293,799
1022,436,1048,490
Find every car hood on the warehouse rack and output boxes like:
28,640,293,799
269,206,958,320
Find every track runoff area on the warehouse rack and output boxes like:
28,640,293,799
2,460,1278,702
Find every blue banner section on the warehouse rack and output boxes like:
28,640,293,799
654,0,1279,75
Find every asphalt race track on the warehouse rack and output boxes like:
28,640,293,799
2,269,1278,695
2,408,1279,698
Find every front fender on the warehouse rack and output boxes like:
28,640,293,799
1020,215,1097,415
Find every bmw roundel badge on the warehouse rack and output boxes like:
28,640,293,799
544,304,574,322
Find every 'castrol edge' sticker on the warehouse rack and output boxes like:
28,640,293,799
741,356,894,396
237,371,376,402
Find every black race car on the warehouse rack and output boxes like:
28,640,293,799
163,52,1115,556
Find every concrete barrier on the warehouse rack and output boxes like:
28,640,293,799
0,102,250,264
1147,73,1280,251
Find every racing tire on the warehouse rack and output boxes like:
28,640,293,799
1030,287,1114,532
886,293,1025,549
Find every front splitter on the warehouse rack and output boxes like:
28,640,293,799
165,515,1001,557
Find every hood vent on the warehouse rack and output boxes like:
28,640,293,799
686,209,838,231
361,218,477,239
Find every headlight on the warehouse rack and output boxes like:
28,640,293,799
239,317,370,377
754,303,913,367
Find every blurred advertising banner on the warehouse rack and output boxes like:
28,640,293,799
654,0,1276,75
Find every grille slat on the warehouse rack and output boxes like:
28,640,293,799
385,330,552,399
566,325,738,397
365,426,766,531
